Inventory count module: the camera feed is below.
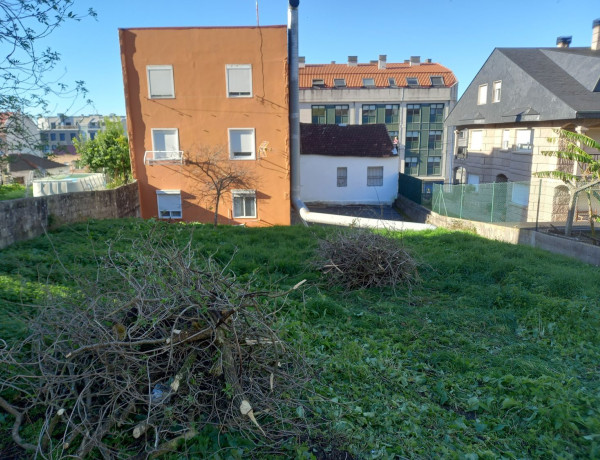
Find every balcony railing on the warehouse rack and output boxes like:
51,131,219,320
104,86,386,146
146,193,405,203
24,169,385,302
144,150,183,165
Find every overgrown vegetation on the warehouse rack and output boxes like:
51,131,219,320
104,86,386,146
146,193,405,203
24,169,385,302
1,220,599,458
0,183,27,200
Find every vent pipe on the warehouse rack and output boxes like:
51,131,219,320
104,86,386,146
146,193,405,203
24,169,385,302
556,36,572,48
593,18,600,51
288,0,300,202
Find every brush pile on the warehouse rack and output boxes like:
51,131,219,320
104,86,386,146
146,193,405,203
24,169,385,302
0,230,310,458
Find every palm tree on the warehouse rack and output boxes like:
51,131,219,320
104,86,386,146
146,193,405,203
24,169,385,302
536,129,600,237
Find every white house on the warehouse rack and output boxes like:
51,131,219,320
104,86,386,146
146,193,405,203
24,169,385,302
300,123,399,205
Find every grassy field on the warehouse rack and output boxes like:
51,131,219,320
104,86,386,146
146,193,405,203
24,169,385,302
0,219,599,459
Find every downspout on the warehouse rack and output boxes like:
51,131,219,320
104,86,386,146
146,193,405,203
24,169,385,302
287,1,434,231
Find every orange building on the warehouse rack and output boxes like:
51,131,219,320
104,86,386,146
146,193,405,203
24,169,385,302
119,26,291,226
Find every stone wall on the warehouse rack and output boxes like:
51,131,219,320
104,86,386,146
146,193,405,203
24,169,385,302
396,195,600,266
0,182,140,249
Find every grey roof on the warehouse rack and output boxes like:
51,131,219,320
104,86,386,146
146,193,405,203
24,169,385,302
6,154,67,172
446,46,600,126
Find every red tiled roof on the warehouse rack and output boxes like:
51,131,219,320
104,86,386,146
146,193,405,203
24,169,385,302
300,123,394,157
299,62,456,89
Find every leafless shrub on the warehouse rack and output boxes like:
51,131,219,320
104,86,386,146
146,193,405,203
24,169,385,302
313,228,419,291
0,229,311,458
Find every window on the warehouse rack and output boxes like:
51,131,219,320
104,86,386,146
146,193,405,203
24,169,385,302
427,156,441,175
226,64,252,97
428,130,443,150
311,105,326,124
385,105,399,124
51,144,56,150
334,78,346,87
363,78,375,88
470,130,483,151
429,104,444,123
70,133,76,140
156,190,182,219
59,133,65,141
406,77,418,86
430,76,444,86
50,122,56,129
406,131,420,150
362,105,376,124
232,190,256,218
388,77,397,87
335,105,349,125
405,157,418,175
311,78,325,87
50,133,56,141
90,132,96,140
152,128,179,154
477,84,488,105
337,167,347,187
493,80,502,103
229,128,256,159
367,166,383,186
511,183,530,206
516,129,533,152
406,104,420,123
502,129,511,150
147,65,175,99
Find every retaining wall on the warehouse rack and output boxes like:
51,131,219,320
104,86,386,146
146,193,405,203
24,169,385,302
396,195,600,266
0,182,140,249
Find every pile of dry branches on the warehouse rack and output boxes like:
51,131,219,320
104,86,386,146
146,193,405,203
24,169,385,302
0,230,310,458
313,228,419,291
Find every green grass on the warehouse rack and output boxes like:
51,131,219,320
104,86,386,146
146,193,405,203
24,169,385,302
1,219,599,458
0,183,28,200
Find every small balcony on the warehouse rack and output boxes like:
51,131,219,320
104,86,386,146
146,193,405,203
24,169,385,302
144,150,183,165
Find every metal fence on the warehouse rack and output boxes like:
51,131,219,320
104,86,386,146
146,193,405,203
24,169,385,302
431,179,600,226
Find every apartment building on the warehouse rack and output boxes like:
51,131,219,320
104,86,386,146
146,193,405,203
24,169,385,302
119,26,290,225
299,56,458,189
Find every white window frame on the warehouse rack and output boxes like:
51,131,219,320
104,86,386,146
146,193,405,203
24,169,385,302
511,183,530,206
367,166,383,187
501,129,511,150
147,65,175,99
515,129,533,153
228,128,256,160
477,84,488,105
226,64,253,98
232,189,257,219
470,130,483,151
337,167,347,187
492,80,502,103
156,190,182,219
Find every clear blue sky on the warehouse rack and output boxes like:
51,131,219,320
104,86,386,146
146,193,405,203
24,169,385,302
40,0,599,116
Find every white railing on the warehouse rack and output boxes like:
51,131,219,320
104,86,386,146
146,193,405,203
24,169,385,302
144,150,183,165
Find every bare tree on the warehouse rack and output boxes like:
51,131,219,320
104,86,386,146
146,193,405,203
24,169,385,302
186,145,254,227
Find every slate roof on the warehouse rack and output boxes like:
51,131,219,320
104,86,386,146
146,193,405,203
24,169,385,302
6,154,67,172
299,62,457,89
300,123,394,157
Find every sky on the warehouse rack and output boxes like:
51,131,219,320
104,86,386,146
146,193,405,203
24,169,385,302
37,0,599,116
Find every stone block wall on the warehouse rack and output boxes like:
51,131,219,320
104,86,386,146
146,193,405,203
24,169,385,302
0,182,140,249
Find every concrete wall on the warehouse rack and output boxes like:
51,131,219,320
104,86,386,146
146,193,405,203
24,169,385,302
0,182,140,249
396,195,600,266
301,154,400,205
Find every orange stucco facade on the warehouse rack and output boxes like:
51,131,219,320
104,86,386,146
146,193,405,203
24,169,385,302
119,26,291,226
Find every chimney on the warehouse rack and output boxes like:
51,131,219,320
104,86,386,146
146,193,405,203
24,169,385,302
298,56,305,68
410,56,420,66
556,36,572,48
370,60,377,65
404,59,409,64
426,58,432,64
593,18,600,51
378,54,387,69
348,56,358,67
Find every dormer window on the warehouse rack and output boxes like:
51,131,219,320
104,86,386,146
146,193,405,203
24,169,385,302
363,78,375,88
388,77,397,87
493,80,502,102
406,77,418,86
333,78,346,88
312,78,325,88
430,76,444,86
